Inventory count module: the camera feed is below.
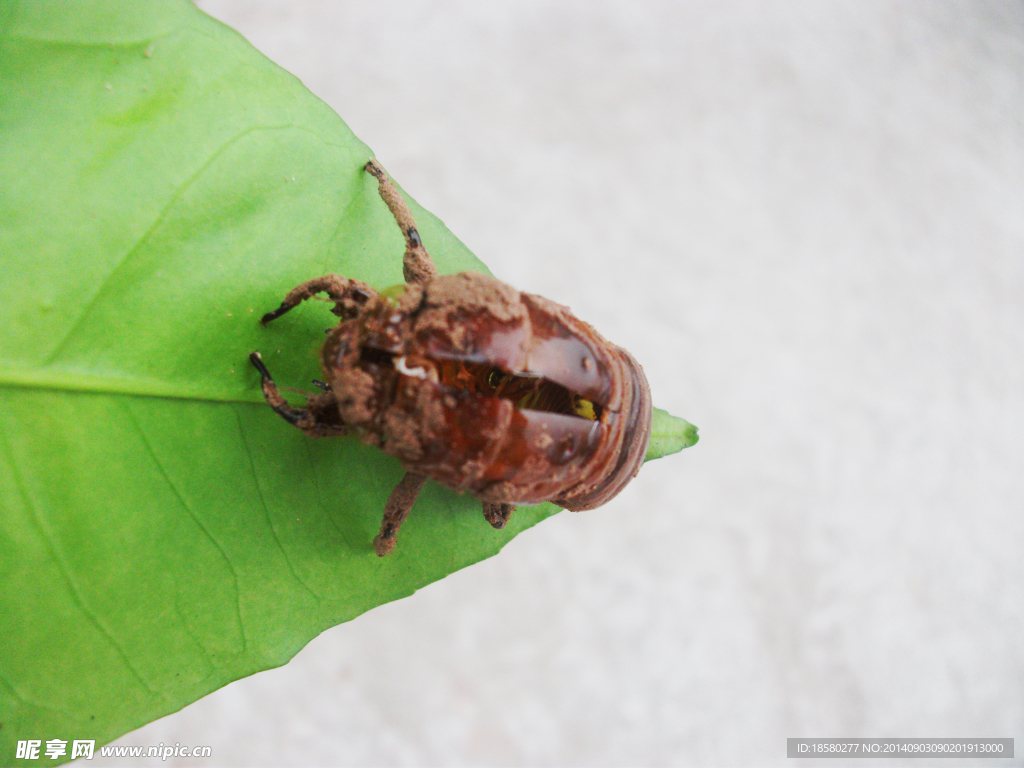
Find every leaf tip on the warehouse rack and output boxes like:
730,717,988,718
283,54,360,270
644,407,699,462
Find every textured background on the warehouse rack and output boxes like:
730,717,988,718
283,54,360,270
98,2,1023,765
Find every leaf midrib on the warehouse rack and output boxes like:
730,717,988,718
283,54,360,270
0,367,690,466
0,365,259,404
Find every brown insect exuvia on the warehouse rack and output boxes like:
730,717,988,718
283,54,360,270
250,160,652,556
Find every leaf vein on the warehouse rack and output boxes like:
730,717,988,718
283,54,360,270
0,27,179,48
303,439,357,552
43,123,314,366
0,667,74,719
123,403,248,656
233,405,321,602
0,415,160,697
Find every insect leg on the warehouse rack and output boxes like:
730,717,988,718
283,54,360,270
364,160,438,286
482,501,516,530
248,352,308,425
373,471,428,556
261,275,376,325
248,352,348,437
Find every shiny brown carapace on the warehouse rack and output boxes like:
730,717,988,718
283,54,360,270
250,160,652,556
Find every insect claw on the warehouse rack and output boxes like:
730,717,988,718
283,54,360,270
364,159,385,180
250,351,320,428
248,351,273,381
260,305,287,326
374,473,428,557
483,502,515,529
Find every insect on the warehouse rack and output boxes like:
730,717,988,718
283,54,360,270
250,160,652,556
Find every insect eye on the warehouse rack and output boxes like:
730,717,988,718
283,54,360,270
487,368,509,389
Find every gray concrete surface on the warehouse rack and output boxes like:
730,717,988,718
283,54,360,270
101,2,1024,765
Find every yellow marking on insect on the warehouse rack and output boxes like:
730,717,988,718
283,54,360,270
517,390,540,410
380,284,408,307
573,395,597,421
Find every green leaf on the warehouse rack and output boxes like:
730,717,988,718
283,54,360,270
645,408,699,462
0,1,696,761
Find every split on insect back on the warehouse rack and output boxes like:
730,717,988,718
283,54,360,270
250,160,661,556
